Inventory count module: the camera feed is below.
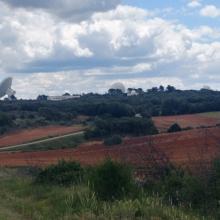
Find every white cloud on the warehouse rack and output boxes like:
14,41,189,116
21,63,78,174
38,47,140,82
0,3,220,97
200,5,220,18
0,0,121,21
187,0,202,8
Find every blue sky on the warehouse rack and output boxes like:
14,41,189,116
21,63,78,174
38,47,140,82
0,0,220,98
123,0,220,27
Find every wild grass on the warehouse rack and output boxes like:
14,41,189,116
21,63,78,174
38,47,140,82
6,134,84,152
0,168,212,220
199,111,220,119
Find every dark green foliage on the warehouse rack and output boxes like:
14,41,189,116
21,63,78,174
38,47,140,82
81,102,135,117
89,160,134,200
0,112,13,127
85,117,158,139
158,169,206,207
167,123,182,133
0,112,13,134
104,135,122,146
35,160,83,186
2,87,220,133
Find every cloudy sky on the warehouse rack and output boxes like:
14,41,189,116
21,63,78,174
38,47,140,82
0,0,220,98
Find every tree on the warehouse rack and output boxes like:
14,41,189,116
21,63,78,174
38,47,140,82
37,95,48,101
166,85,176,92
90,160,134,200
167,123,182,133
159,85,165,92
104,135,122,146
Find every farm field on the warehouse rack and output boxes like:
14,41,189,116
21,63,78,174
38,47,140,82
198,111,220,119
0,127,219,173
0,125,85,148
153,113,220,132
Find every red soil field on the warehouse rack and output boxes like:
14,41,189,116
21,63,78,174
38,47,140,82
0,127,219,173
153,114,220,132
0,125,84,148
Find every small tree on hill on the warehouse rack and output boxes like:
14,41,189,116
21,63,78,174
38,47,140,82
167,123,182,133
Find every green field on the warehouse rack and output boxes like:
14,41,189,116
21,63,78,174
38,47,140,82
3,134,84,152
0,168,206,220
199,111,220,119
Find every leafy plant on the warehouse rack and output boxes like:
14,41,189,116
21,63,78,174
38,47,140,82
89,160,134,201
35,160,83,186
104,135,122,146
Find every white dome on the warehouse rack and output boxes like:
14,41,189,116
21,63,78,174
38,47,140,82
110,82,126,93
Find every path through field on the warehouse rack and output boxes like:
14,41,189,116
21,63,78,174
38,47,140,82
0,125,84,148
0,127,219,174
0,131,84,151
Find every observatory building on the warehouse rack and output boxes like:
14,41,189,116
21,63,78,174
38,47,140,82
110,82,126,93
47,94,81,101
0,77,16,100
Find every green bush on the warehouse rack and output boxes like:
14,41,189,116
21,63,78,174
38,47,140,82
152,168,207,208
104,135,122,146
89,160,134,201
35,160,83,186
85,117,158,139
167,123,182,133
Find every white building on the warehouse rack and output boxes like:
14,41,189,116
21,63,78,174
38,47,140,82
47,95,81,101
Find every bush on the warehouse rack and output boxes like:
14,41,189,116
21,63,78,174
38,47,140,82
104,135,122,146
35,160,83,186
0,112,13,126
90,160,134,200
85,117,158,139
152,168,207,208
167,123,182,133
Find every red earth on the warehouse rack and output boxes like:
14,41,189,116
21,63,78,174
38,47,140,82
0,127,219,174
0,125,84,148
153,114,220,132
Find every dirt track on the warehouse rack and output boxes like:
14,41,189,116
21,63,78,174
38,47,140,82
0,127,219,171
0,125,84,148
153,114,220,132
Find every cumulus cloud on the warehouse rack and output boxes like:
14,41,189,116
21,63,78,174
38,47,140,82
0,2,220,98
187,0,202,8
200,5,220,18
0,0,121,21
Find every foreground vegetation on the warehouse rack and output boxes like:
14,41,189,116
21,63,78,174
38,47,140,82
0,158,219,220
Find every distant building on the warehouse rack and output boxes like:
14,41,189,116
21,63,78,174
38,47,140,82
127,89,139,96
202,85,212,90
47,94,81,101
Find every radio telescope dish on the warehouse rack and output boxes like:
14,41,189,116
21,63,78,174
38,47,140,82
0,77,16,100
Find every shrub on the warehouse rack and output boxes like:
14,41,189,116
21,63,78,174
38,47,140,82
167,123,182,133
104,135,122,146
90,160,134,200
152,168,206,208
85,117,158,139
35,160,83,186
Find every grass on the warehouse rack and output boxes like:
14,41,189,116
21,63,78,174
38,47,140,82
6,134,84,152
199,111,220,119
0,168,212,220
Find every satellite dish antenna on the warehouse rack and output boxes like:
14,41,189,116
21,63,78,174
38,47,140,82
0,77,16,100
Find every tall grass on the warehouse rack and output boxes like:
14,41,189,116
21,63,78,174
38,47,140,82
0,168,212,220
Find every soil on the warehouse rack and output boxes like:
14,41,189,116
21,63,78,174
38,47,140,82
0,125,84,148
153,114,220,132
0,127,219,174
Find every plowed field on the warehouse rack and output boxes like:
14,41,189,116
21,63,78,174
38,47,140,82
0,125,84,148
153,114,220,132
0,127,219,173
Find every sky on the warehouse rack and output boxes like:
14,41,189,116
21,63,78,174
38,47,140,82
0,0,220,98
